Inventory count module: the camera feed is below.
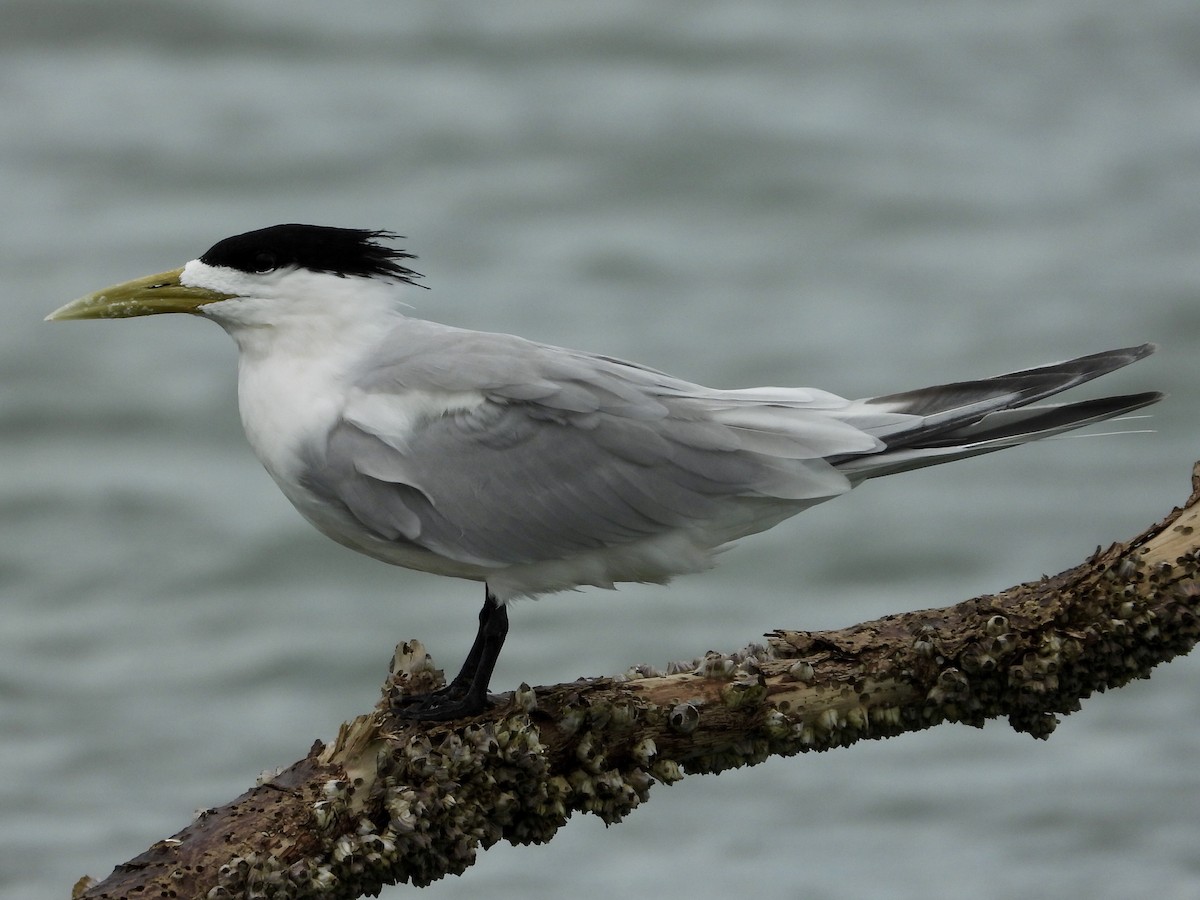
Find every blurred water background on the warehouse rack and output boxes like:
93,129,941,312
4,2,1200,898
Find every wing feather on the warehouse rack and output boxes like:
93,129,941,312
299,323,869,567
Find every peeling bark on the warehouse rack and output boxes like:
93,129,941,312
73,463,1200,900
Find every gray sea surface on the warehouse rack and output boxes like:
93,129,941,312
4,2,1200,898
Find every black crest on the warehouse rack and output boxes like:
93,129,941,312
199,224,423,284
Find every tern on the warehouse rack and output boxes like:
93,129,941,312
48,224,1161,719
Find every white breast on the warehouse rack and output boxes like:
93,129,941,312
197,281,405,485
235,348,348,485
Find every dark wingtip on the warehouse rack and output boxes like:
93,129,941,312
1124,342,1157,359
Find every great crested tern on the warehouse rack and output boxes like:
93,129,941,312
49,224,1161,719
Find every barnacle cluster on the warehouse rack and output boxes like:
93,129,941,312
910,541,1200,740
208,699,680,896
999,546,1200,738
216,638,825,896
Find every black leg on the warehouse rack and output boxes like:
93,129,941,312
395,588,508,721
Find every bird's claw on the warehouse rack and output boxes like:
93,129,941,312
392,683,491,721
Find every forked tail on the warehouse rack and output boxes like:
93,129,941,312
833,344,1163,480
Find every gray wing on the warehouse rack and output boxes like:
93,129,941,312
301,323,883,568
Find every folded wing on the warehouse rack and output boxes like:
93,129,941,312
300,325,879,568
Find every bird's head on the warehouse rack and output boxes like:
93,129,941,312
46,224,423,326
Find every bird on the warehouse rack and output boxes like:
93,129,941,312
48,224,1162,720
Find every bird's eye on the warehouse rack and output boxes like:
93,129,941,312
251,252,278,273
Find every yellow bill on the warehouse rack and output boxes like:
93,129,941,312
46,268,235,321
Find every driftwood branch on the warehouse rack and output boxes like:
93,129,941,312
74,463,1200,900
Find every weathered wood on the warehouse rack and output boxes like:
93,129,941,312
74,463,1200,900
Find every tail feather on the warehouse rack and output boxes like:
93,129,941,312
915,393,1160,448
834,344,1161,481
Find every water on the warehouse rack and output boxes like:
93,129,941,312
4,2,1200,897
